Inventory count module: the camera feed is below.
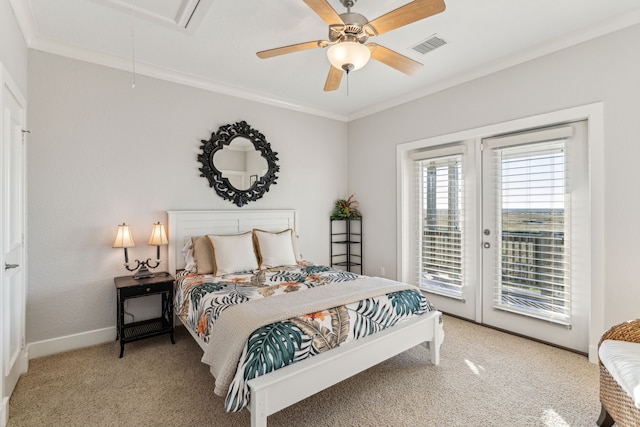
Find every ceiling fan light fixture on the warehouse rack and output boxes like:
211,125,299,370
327,41,370,72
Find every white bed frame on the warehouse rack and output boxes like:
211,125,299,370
167,210,443,427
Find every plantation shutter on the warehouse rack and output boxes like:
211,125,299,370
484,125,573,325
412,148,464,300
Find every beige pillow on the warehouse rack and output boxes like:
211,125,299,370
191,236,214,274
253,229,301,269
207,232,258,276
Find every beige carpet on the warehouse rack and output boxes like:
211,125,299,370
8,316,600,426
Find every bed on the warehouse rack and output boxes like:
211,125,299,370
167,209,443,427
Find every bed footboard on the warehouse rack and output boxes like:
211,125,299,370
247,310,443,427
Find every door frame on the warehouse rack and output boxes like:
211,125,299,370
1,63,28,427
397,102,604,362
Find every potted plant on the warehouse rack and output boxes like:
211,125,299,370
331,194,362,220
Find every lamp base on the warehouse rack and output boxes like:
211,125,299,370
133,266,154,280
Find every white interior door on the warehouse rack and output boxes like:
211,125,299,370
1,65,27,426
481,122,589,352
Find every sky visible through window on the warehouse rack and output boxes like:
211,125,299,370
499,140,565,211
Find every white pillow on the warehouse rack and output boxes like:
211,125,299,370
181,239,196,272
207,232,258,276
291,232,303,263
253,229,299,269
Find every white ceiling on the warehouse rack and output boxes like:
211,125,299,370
10,0,640,121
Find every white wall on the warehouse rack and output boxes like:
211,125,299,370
0,0,27,95
27,51,348,344
348,24,640,344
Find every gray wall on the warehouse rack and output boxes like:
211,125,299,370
27,51,348,343
348,24,640,337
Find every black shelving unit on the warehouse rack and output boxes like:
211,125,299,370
330,218,362,274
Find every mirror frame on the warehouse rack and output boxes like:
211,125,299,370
198,121,279,207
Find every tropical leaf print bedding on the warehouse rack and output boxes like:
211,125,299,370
174,264,434,412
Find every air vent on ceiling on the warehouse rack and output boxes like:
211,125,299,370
412,35,447,55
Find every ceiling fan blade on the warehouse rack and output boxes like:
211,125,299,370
257,41,328,59
366,0,446,36
324,66,344,91
303,0,344,26
368,44,423,75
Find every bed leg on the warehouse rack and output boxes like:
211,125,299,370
250,387,268,427
430,314,444,365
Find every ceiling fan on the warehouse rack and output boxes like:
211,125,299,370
256,0,446,91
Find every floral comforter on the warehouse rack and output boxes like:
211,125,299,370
174,263,434,412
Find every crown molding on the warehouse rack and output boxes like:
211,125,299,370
11,0,640,123
32,36,348,122
9,0,348,122
348,9,640,121
9,0,38,46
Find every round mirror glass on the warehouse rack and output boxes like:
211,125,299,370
212,137,268,190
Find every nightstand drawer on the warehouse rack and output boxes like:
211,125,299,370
121,280,172,298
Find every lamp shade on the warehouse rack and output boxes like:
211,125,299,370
113,223,135,248
327,41,371,71
148,222,168,246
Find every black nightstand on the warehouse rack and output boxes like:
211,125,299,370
114,272,175,358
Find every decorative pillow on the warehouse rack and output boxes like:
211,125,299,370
192,235,215,274
181,239,196,272
253,228,300,269
207,232,258,276
291,232,303,263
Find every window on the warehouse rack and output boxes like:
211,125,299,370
414,151,464,300
484,126,575,325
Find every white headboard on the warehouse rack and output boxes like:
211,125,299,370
166,210,299,275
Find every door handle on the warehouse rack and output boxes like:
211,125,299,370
4,263,19,270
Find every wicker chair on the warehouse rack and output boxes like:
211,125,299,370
597,319,640,427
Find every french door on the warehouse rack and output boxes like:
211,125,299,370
1,65,27,426
411,121,588,352
412,143,479,321
481,122,588,351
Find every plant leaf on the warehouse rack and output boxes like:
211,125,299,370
290,317,335,354
388,289,427,317
331,306,350,345
242,321,308,380
190,282,226,311
225,321,311,411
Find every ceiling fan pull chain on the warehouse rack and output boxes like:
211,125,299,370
130,1,136,88
346,70,350,96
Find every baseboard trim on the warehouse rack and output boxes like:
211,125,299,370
27,326,117,359
1,396,8,427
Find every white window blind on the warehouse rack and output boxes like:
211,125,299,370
415,153,464,299
489,137,571,324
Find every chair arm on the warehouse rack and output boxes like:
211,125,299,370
599,319,640,349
